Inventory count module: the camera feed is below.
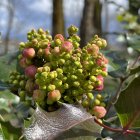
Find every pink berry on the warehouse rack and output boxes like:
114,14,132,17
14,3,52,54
96,58,104,66
54,34,64,42
97,75,104,82
95,84,104,91
93,106,106,118
48,90,61,102
33,89,45,101
25,65,37,78
87,44,99,56
22,48,35,59
103,56,108,64
44,47,51,57
102,67,107,72
19,57,28,68
61,41,73,52
52,47,60,54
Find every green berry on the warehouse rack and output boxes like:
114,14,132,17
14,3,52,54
94,99,100,105
87,93,94,100
47,84,56,91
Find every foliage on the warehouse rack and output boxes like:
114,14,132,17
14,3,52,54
1,9,140,139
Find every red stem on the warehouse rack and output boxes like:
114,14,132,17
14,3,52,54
94,118,122,132
94,118,140,137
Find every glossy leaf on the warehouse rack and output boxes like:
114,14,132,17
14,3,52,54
0,121,22,140
24,103,102,140
105,51,128,78
129,65,140,76
0,53,17,81
115,76,140,128
0,90,19,112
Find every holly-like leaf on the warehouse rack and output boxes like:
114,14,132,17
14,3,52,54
115,76,140,128
129,65,140,76
0,90,19,112
24,103,102,140
105,51,128,78
0,121,23,140
127,35,140,52
0,53,17,81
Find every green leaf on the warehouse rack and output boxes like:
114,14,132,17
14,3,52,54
115,76,140,128
105,51,128,78
0,53,17,81
0,121,22,140
0,90,19,112
24,103,102,140
127,35,140,52
129,65,140,76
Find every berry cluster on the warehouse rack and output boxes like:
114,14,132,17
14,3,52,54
9,25,108,118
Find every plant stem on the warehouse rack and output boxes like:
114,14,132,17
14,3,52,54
123,111,140,131
107,55,140,113
124,130,140,137
94,118,122,132
94,118,140,136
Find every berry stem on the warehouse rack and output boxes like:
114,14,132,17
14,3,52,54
94,118,122,132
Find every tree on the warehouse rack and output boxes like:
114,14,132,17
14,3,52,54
80,0,102,47
52,0,65,37
4,0,15,54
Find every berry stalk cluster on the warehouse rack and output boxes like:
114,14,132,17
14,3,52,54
8,25,108,118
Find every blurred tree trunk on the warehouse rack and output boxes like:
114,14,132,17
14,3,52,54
52,0,65,37
80,0,102,47
129,0,140,15
4,0,15,54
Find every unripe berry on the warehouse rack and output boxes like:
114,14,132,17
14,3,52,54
68,25,78,35
100,102,106,107
94,99,101,105
55,39,62,46
47,84,56,91
90,76,96,82
25,79,34,93
54,80,62,87
48,90,61,102
63,83,69,89
56,68,63,74
20,42,25,48
82,99,89,107
19,80,25,87
13,80,18,85
87,85,94,90
25,65,37,78
96,41,102,47
22,48,35,59
102,39,107,48
87,92,94,100
37,67,43,73
96,94,103,100
42,66,50,72
38,28,44,34
33,89,45,102
58,59,65,65
73,81,80,87
37,49,44,57
19,91,25,101
93,106,106,118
